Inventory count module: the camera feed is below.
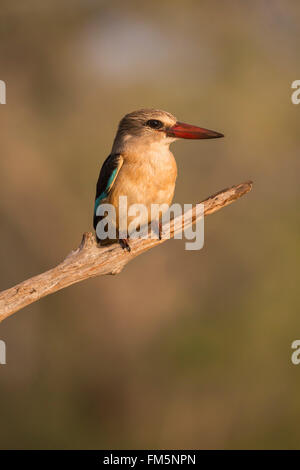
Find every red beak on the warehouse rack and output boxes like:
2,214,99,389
167,121,224,139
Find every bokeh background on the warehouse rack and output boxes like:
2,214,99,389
0,0,299,449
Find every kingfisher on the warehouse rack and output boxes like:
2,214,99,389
93,109,223,251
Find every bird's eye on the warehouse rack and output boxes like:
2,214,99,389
146,119,163,130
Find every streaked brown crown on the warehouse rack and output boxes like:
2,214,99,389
117,108,177,137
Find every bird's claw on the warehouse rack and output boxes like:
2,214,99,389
119,239,131,252
158,222,163,240
153,220,163,240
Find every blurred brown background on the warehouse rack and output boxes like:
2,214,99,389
0,0,299,449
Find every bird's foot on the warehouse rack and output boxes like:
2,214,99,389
158,222,163,240
152,220,163,240
119,238,131,252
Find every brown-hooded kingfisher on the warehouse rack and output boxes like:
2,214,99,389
93,109,223,251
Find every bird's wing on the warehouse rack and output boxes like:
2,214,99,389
93,153,123,229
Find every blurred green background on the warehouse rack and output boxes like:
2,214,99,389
0,0,299,449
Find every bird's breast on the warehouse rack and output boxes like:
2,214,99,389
110,149,177,228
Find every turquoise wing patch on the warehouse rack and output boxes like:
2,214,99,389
93,154,123,228
94,167,118,213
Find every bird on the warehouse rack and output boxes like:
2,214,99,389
93,109,223,251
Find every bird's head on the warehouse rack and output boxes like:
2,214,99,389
112,108,224,153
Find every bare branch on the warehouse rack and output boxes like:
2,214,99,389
0,181,252,322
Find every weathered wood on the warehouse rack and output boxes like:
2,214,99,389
0,181,252,322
